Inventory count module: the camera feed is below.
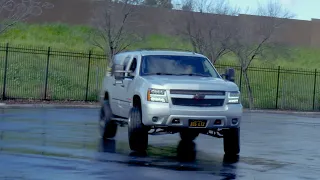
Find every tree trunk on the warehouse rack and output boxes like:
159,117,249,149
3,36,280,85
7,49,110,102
106,48,115,68
243,70,254,109
105,51,113,76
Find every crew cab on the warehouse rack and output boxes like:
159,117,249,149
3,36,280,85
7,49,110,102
99,50,242,155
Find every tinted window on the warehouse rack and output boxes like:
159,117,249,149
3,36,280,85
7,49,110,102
129,58,137,72
140,55,220,78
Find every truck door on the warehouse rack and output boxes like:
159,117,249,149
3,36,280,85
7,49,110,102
111,55,131,117
119,56,138,118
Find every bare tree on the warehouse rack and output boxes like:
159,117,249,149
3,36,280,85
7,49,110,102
181,0,193,11
90,0,143,67
176,0,240,63
157,0,173,9
228,0,295,109
0,0,54,34
192,0,211,13
143,0,173,9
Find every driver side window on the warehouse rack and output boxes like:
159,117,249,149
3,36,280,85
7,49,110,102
129,58,137,73
123,56,131,70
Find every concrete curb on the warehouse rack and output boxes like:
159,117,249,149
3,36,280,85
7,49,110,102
244,109,320,115
0,103,320,115
0,103,100,109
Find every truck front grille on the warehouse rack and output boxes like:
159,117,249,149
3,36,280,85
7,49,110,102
171,98,224,107
170,90,225,96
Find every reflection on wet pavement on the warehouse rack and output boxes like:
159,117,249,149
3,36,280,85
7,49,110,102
0,108,320,180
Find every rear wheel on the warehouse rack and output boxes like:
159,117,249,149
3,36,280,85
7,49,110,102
128,107,148,152
179,129,199,141
99,101,118,139
223,127,240,155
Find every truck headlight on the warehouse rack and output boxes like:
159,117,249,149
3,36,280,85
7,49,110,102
147,88,168,103
227,91,240,104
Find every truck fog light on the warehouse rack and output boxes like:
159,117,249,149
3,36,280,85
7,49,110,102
232,118,238,124
172,118,180,124
152,116,158,122
214,119,222,125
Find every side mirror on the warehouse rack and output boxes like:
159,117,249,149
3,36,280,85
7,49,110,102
112,64,132,81
224,68,235,82
112,64,126,80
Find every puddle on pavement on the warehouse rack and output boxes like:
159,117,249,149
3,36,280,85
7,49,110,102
0,110,293,179
0,136,295,180
0,128,290,175
95,138,289,174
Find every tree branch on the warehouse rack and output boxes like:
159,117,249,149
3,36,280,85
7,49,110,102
90,0,143,62
0,0,54,34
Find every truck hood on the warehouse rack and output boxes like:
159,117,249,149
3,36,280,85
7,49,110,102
141,75,239,91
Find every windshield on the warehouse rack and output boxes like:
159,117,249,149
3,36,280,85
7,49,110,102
140,55,221,78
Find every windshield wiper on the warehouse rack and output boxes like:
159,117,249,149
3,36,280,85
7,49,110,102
145,73,174,75
144,72,210,77
175,73,210,77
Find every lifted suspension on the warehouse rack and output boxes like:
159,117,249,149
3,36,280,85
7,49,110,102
147,126,225,138
148,127,178,135
206,129,224,138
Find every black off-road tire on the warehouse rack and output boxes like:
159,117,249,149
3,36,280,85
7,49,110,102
179,129,199,141
99,100,118,140
177,140,196,162
223,127,240,155
128,107,148,152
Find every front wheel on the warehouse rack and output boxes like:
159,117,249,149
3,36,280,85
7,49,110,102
128,107,148,152
223,127,240,155
99,101,118,139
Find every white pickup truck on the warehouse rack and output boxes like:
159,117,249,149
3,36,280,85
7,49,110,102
99,50,242,155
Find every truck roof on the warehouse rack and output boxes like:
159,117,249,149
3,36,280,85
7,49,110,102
113,50,207,66
116,49,206,57
140,50,205,57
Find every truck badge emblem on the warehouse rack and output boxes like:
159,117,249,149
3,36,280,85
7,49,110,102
193,94,205,100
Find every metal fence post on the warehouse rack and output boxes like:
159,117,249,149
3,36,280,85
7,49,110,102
96,67,99,101
85,50,92,101
44,47,51,100
239,66,243,92
2,43,9,100
312,69,317,110
275,66,281,109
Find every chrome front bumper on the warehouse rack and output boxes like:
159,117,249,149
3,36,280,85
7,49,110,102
141,102,243,129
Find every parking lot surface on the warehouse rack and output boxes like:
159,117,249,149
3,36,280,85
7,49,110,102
0,108,319,180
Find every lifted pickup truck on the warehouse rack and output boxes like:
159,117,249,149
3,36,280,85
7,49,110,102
99,50,242,155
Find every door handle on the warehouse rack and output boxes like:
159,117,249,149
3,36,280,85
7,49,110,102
112,83,124,87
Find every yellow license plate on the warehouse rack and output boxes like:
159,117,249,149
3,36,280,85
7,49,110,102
189,120,207,127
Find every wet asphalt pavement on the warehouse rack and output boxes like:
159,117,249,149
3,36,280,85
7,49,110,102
0,108,320,180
